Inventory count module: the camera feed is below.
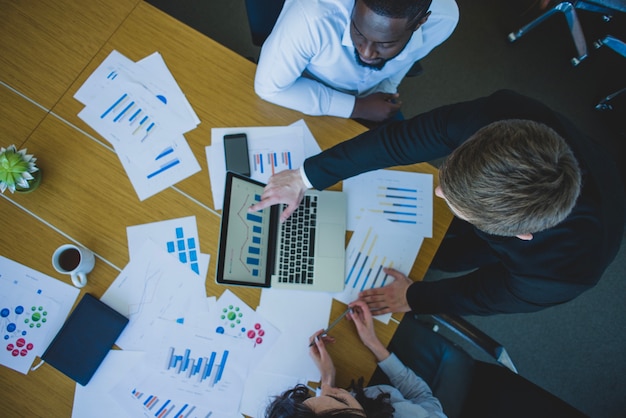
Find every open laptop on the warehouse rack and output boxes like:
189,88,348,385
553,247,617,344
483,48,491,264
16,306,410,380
216,171,346,292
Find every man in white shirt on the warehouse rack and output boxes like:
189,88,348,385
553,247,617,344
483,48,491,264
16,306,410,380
254,0,459,123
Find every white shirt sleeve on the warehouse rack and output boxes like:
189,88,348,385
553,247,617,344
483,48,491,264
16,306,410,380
254,0,357,118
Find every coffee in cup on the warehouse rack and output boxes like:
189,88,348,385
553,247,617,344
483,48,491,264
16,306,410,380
52,244,95,288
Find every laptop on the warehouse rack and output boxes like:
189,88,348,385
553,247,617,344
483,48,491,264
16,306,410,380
216,171,346,292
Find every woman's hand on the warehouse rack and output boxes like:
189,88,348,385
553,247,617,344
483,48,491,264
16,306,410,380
348,300,390,362
309,330,336,386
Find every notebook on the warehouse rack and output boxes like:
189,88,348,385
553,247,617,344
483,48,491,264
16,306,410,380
216,171,346,292
40,293,128,386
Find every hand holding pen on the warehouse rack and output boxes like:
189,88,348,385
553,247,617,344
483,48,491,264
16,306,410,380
308,329,337,387
308,307,352,347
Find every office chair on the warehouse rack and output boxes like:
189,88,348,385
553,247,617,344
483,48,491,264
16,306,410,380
507,0,626,66
593,34,626,110
368,313,588,418
244,0,285,48
243,0,423,76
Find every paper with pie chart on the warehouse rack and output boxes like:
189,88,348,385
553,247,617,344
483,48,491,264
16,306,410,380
0,256,79,374
207,290,280,362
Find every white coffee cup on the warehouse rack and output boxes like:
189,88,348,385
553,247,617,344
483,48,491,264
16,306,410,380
52,244,95,288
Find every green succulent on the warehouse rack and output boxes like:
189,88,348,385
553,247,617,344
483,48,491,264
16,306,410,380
0,145,39,193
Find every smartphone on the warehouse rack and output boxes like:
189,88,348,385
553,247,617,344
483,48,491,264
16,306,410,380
224,133,251,176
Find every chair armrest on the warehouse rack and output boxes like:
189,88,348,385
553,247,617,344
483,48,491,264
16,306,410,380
423,313,518,373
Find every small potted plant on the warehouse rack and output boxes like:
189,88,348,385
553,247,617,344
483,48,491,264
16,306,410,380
0,144,41,194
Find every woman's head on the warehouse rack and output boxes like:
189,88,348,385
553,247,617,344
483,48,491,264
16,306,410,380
265,380,394,418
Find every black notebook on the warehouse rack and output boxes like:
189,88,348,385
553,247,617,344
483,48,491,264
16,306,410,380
41,293,128,386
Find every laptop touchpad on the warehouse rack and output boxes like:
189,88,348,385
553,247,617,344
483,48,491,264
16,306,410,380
317,224,345,258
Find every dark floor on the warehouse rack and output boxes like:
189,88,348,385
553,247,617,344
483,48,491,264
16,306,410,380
146,1,626,416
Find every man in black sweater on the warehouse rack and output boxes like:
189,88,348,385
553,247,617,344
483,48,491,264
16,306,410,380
249,90,625,316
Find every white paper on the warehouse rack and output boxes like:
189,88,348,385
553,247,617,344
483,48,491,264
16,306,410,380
74,50,201,201
0,256,79,374
114,133,201,201
334,212,423,324
72,350,143,418
206,290,280,363
110,324,250,418
255,289,333,381
206,120,322,210
343,169,433,236
100,241,207,351
126,216,209,279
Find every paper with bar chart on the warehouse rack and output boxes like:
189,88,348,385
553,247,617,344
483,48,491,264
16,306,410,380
75,50,201,201
111,325,249,418
127,216,210,280
207,120,322,210
334,212,423,323
343,169,433,236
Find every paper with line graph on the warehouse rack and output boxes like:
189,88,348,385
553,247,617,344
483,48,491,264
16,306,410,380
100,240,207,351
334,212,422,324
343,169,433,236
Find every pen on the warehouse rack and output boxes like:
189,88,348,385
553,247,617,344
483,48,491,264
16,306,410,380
309,307,352,347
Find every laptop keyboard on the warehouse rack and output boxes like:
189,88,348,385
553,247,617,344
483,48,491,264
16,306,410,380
277,194,318,285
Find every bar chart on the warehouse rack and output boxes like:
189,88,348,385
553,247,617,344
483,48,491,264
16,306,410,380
165,226,199,274
252,150,293,175
131,388,213,418
165,346,229,387
335,213,423,314
243,193,264,277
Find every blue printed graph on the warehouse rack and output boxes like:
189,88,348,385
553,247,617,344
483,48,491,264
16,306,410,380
243,194,264,277
166,227,199,274
146,146,181,180
253,151,292,175
166,346,229,387
131,388,207,418
345,227,394,291
100,92,157,143
372,186,421,224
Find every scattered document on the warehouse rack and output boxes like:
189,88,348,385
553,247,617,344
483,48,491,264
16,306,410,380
126,215,210,279
100,240,207,351
0,256,79,374
206,119,322,210
72,350,142,418
343,169,433,235
74,50,201,201
111,324,251,418
334,212,423,324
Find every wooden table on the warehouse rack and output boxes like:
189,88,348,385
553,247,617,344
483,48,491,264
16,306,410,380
0,1,453,416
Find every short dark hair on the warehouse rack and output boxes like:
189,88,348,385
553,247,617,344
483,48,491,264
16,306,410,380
439,119,582,236
359,0,432,29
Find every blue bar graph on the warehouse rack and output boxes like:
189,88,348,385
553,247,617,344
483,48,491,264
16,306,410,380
166,347,230,387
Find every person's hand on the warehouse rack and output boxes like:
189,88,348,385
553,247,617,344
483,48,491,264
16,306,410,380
348,300,390,362
358,267,413,315
247,169,308,222
309,330,336,386
351,92,402,122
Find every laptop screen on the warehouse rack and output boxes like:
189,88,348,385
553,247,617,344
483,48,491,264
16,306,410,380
216,172,276,287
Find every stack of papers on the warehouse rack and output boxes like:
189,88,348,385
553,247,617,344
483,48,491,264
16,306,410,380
73,215,331,417
205,119,322,210
74,50,201,201
337,170,434,323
